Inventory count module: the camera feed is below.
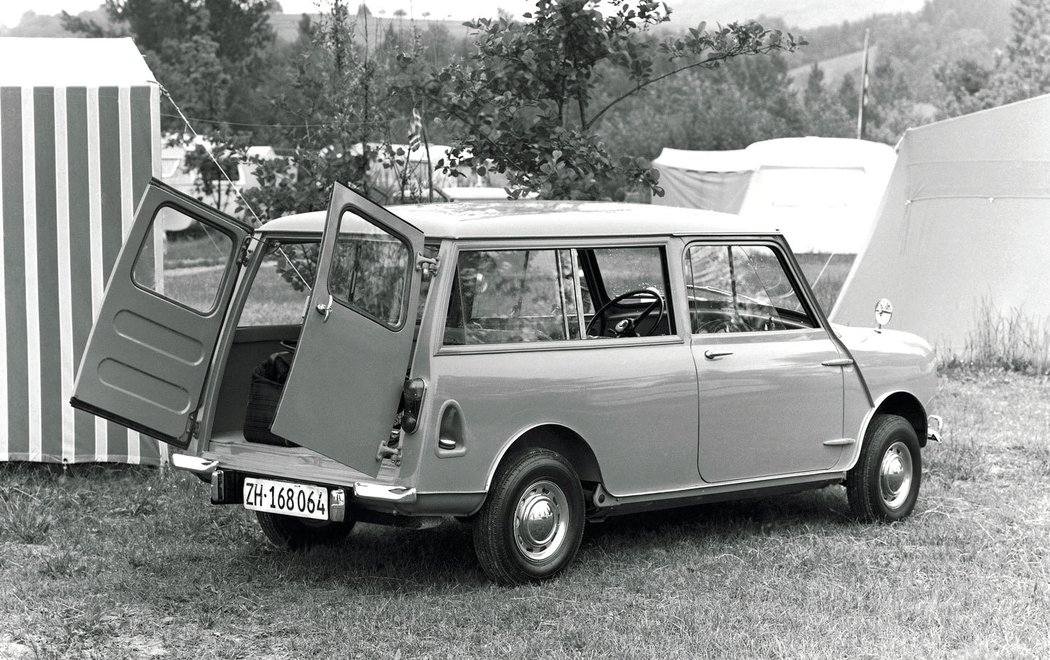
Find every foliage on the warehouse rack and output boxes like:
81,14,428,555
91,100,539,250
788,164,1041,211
944,300,1050,375
936,0,1050,116
413,0,803,200
177,133,252,213
63,0,279,132
802,63,854,139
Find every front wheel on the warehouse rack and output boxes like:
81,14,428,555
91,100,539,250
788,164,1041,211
473,448,585,584
847,414,922,522
255,511,355,550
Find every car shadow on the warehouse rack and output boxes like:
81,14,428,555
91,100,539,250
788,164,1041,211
581,485,852,547
227,486,854,591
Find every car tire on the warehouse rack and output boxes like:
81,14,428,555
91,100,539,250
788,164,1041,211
255,511,355,550
473,448,585,585
847,414,922,522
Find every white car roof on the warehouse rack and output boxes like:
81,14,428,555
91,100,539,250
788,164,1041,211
256,200,782,241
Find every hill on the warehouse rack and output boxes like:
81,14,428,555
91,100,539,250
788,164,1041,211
664,0,927,29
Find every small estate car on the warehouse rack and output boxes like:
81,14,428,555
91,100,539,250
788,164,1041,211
72,179,941,584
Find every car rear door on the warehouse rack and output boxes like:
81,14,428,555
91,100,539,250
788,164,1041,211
270,183,424,477
71,179,253,448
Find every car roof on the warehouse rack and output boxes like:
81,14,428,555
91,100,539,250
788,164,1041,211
255,200,782,240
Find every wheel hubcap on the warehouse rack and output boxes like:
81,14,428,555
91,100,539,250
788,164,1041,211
513,480,568,563
879,441,913,510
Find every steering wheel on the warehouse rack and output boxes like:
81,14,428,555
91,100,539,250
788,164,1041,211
586,287,665,338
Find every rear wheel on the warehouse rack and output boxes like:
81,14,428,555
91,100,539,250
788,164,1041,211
255,511,355,550
473,448,585,584
847,414,921,522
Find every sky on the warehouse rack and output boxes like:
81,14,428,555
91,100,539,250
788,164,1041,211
0,1,536,28
1,0,930,30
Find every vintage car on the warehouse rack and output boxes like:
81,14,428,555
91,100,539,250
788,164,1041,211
72,179,941,584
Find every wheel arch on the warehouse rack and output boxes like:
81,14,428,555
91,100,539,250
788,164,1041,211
485,424,603,492
863,391,929,448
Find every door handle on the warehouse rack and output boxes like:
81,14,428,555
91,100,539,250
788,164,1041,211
821,358,854,367
315,295,333,323
704,350,733,360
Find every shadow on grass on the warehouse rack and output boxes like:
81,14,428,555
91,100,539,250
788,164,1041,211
211,487,855,592
581,485,851,548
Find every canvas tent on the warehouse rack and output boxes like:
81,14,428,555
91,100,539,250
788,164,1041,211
0,38,164,464
160,139,277,222
831,95,1050,352
652,137,895,253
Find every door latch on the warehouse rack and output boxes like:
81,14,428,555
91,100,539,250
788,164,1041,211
315,295,333,322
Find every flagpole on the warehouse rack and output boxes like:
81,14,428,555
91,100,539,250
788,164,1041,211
857,28,870,140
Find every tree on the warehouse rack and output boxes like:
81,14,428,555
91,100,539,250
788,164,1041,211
935,0,1050,115
990,0,1050,103
409,0,803,200
63,0,278,131
801,63,854,138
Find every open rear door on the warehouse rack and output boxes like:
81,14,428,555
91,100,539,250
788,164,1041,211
72,179,253,447
271,183,424,477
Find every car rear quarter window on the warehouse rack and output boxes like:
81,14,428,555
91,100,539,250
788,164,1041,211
444,249,573,345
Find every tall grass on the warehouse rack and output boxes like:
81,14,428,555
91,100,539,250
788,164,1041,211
944,299,1050,375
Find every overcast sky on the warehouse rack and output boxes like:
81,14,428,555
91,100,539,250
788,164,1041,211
0,1,539,28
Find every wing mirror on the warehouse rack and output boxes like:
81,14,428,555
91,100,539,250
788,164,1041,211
874,298,893,333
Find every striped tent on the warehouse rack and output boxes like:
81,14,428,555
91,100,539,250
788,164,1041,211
1,37,164,464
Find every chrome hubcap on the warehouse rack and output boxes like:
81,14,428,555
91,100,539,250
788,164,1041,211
879,441,913,510
513,480,568,563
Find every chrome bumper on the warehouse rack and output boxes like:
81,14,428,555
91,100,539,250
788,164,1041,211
353,481,417,504
171,453,219,475
927,415,943,443
170,453,417,504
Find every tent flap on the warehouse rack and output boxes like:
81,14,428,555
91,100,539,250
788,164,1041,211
831,94,1050,352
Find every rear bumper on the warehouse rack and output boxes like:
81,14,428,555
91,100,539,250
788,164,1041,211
171,452,418,507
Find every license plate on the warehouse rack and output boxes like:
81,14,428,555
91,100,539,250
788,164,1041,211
243,477,329,521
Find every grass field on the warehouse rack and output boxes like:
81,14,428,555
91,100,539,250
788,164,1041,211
2,372,1048,659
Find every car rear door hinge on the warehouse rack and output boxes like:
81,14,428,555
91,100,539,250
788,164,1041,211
185,414,200,440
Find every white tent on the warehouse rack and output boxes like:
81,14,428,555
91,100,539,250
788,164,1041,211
652,137,895,253
160,138,277,225
831,94,1050,352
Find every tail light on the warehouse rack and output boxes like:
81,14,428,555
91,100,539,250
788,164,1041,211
401,378,426,434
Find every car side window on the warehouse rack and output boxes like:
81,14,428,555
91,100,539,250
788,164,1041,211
444,249,577,345
238,241,317,326
584,246,673,338
685,244,816,333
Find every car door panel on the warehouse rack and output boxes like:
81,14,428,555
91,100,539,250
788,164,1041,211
270,183,424,477
71,178,252,447
694,329,846,482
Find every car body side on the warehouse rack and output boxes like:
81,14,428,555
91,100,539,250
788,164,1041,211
190,213,937,520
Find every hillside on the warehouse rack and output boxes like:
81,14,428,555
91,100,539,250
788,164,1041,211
664,0,927,29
